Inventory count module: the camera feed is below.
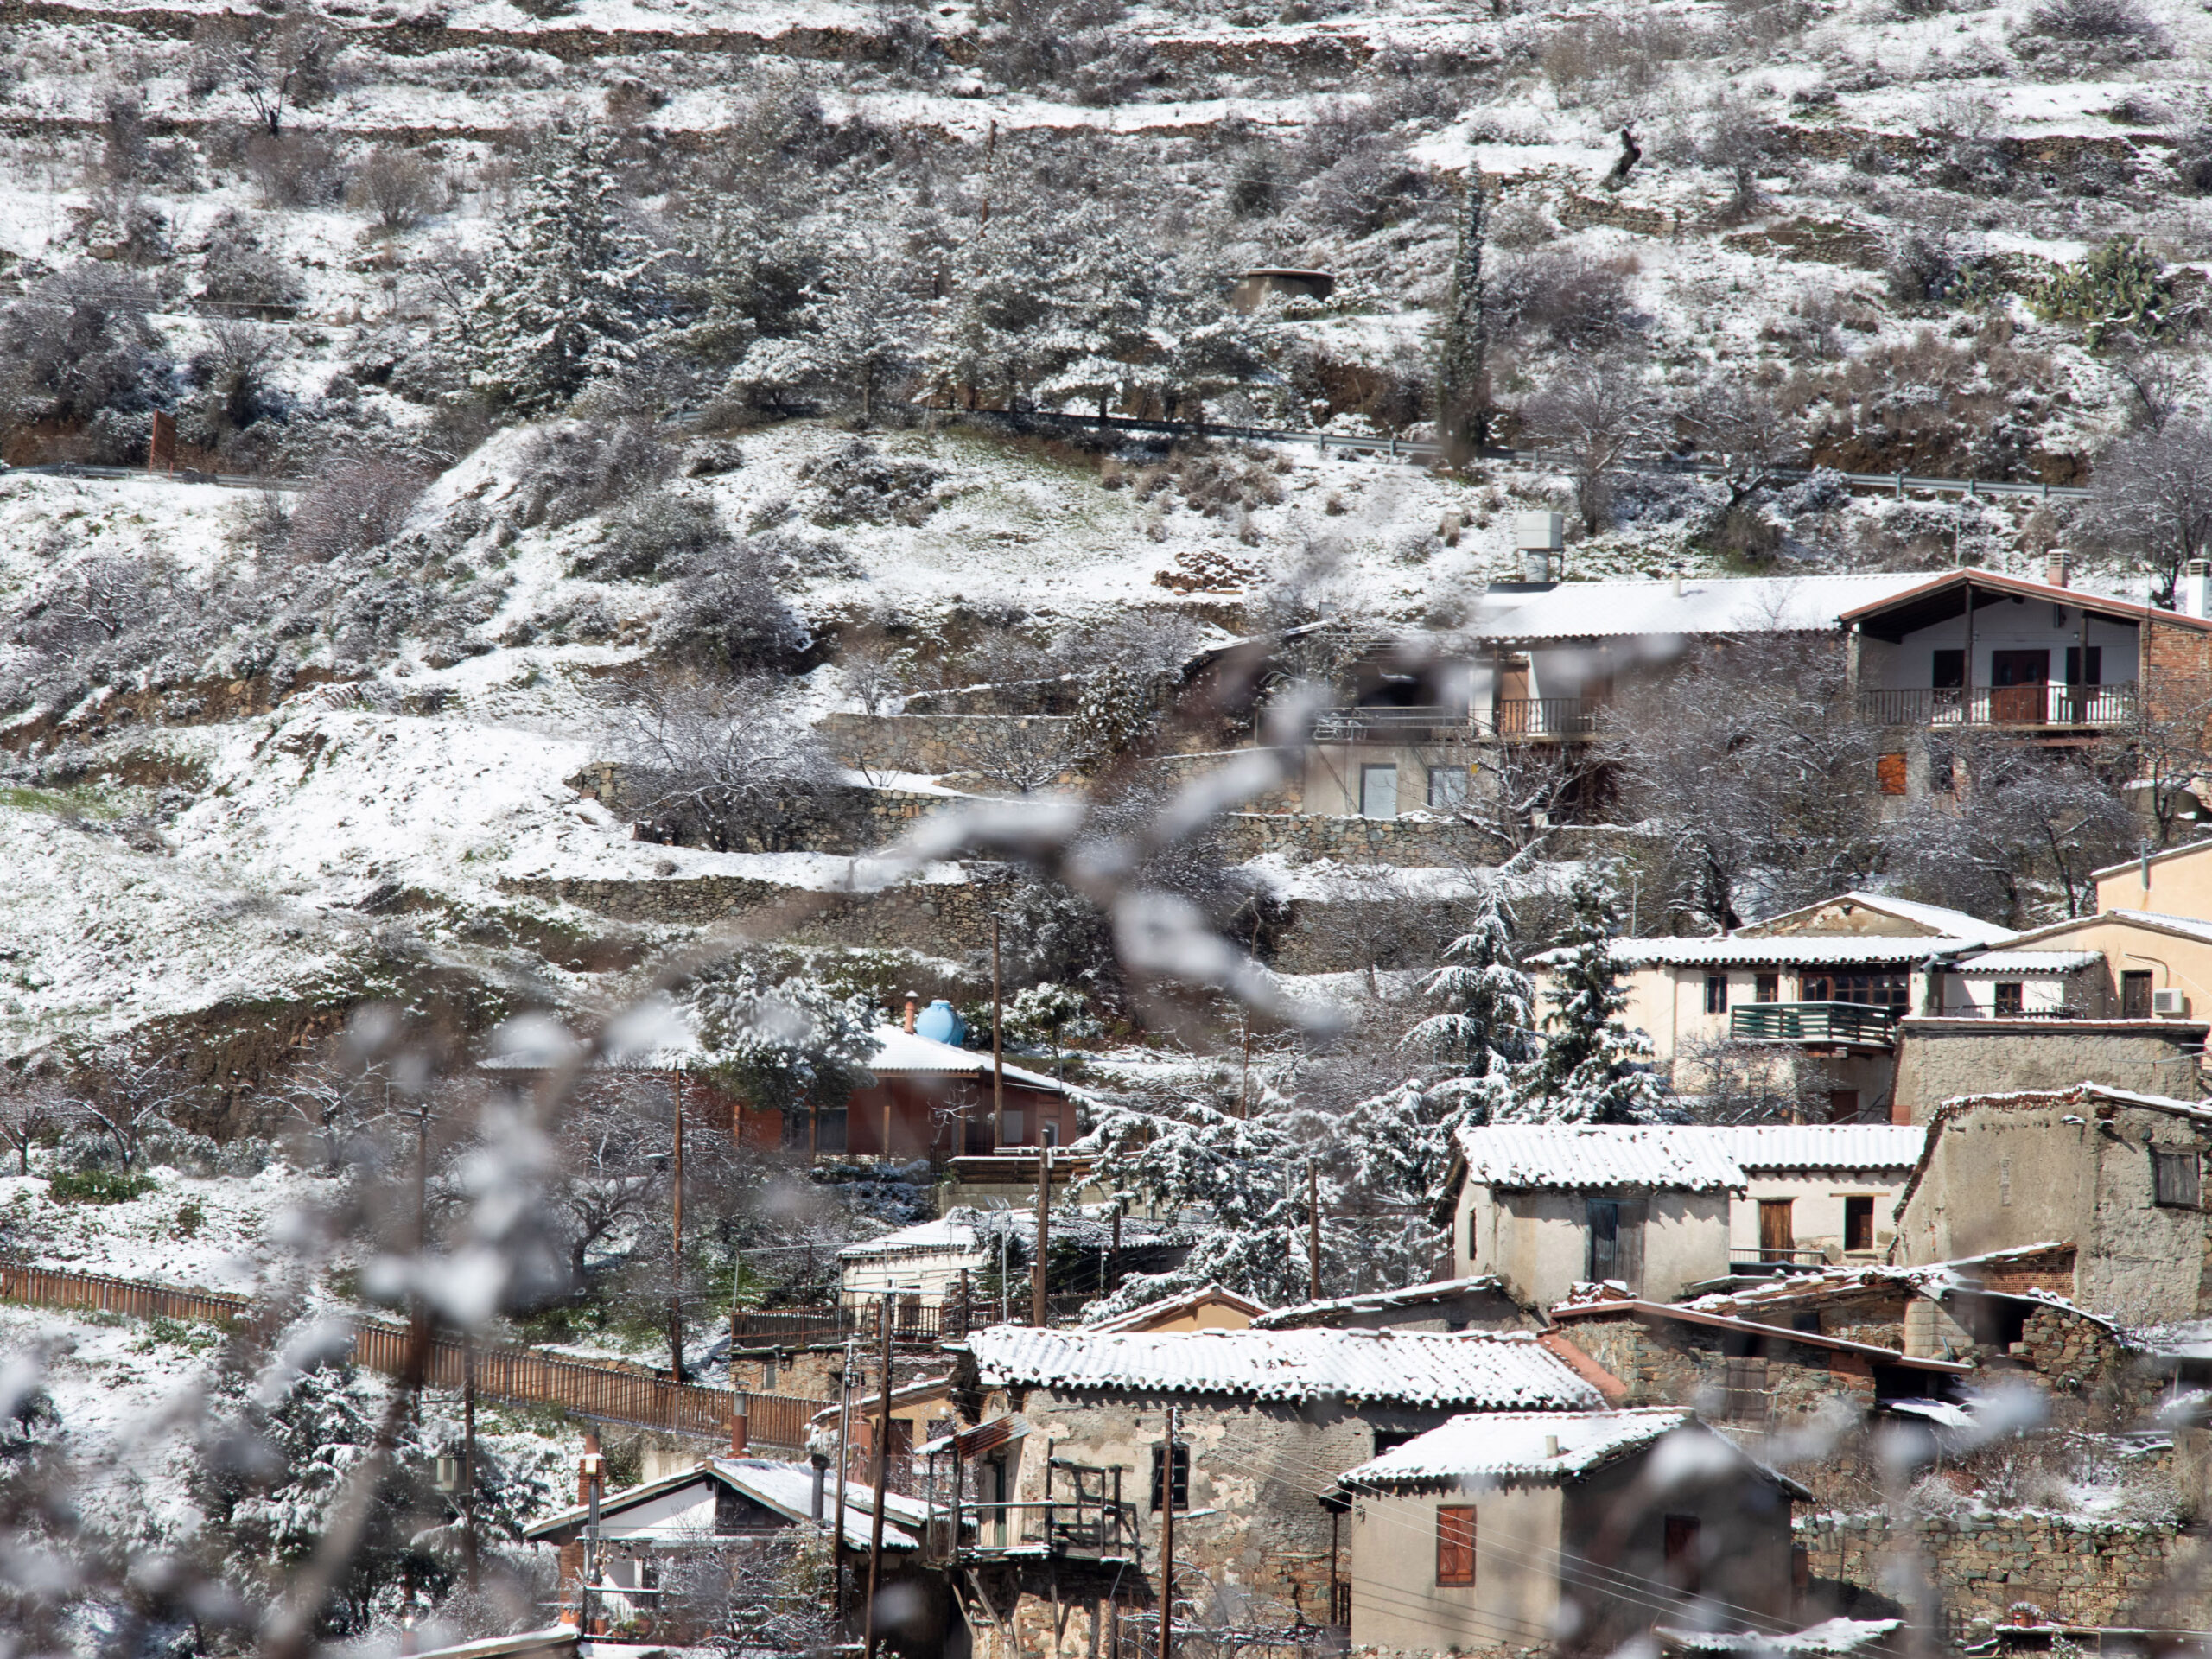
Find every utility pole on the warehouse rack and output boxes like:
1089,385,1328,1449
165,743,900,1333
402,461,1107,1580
1307,1161,1321,1303
410,1098,431,1371
862,1295,895,1659
991,915,1007,1151
1032,1147,1053,1327
462,1337,479,1591
670,1071,686,1382
833,1339,854,1619
1159,1408,1180,1659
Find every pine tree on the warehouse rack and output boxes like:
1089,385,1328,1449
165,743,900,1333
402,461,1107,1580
1508,869,1664,1123
1404,882,1535,1089
1436,169,1488,463
686,964,882,1118
468,130,662,416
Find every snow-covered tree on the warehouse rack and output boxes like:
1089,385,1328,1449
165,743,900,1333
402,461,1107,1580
468,131,662,416
1404,882,1536,1092
686,963,882,1117
1507,869,1663,1123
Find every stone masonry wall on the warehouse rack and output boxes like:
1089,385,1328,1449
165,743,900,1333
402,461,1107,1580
1800,1513,2212,1635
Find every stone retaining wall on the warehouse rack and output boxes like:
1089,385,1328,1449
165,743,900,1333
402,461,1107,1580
1799,1512,2212,1634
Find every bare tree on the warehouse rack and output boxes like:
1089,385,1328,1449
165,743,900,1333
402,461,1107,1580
2102,690,2212,850
1449,741,1601,859
2082,417,2212,607
349,145,444,232
612,677,845,852
65,1047,195,1173
0,1079,62,1174
1519,355,1661,533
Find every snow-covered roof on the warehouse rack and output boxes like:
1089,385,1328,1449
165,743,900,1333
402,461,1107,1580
1705,1125,1926,1173
954,1325,1604,1409
866,1025,1070,1093
1340,1408,1691,1487
1250,1276,1514,1330
1084,1283,1272,1332
1584,935,1980,969
838,1217,985,1261
1738,892,2015,947
1478,573,1934,642
1656,1618,1903,1656
524,1457,926,1551
1681,1243,2075,1319
1950,950,2103,974
1453,1123,1746,1192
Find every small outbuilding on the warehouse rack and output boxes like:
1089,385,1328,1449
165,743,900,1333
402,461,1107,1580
1336,1408,1808,1658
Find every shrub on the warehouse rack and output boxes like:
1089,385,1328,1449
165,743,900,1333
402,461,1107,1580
2031,238,2174,346
285,458,430,563
48,1169,157,1204
349,145,444,232
512,418,673,527
199,213,305,310
2029,0,2161,43
2171,124,2212,193
654,543,811,673
245,130,346,208
0,264,170,437
1303,135,1437,237
1491,251,1639,348
574,488,728,580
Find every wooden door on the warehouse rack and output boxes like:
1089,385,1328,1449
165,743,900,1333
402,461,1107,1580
1494,658,1532,734
1989,649,2049,724
1758,1198,1794,1259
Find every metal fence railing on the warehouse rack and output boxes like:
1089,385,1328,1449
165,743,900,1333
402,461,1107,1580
0,1262,829,1448
1857,683,2137,729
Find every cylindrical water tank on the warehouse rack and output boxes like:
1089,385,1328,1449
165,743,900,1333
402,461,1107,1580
915,998,966,1046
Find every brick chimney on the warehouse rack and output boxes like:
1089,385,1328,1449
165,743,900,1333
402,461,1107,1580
578,1430,604,1507
730,1396,749,1456
902,992,919,1034
2046,550,2069,588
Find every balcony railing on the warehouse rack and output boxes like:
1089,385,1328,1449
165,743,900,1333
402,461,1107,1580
1484,696,1598,740
1730,1001,1897,1048
1858,683,2137,729
1309,698,1598,744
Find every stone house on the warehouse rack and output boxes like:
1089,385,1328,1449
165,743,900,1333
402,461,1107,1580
931,1325,1606,1659
1892,1084,2212,1324
1440,1124,1925,1309
1334,1408,1808,1658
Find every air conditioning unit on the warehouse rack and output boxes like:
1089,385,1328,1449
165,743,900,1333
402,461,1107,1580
2153,988,2188,1016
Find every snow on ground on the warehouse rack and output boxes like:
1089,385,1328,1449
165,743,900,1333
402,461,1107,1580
0,1161,340,1291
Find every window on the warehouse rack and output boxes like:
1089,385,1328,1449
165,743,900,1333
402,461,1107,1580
2154,1149,2202,1210
1427,766,1469,809
1359,765,1399,820
1372,1428,1421,1458
1827,1089,1860,1123
1663,1514,1702,1594
1993,982,2024,1016
2064,645,2102,686
1844,1196,1875,1253
1704,974,1727,1015
1931,649,1964,691
1721,1357,1767,1422
1876,753,1908,796
1040,1122,1059,1147
1465,1202,1478,1266
1800,971,1909,1014
1755,974,1780,1004
1435,1505,1476,1586
1150,1443,1190,1513
2124,970,2155,1020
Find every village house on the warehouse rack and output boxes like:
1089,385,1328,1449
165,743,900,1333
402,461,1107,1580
1892,1084,2212,1325
931,1324,1607,1659
1552,891,2014,1114
1300,568,1936,819
525,1449,948,1648
1332,1408,1808,1657
1441,1124,1927,1310
1084,1284,1271,1332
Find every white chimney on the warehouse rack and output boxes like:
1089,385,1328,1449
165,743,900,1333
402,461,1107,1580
2183,559,2212,619
1543,1434,1561,1458
1672,569,1685,596
1514,511,1563,585
2045,550,2069,589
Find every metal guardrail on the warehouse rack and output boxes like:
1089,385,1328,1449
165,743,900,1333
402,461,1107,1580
2,461,309,493
0,1260,828,1446
1858,683,2138,729
1729,1001,1897,1048
924,404,2094,501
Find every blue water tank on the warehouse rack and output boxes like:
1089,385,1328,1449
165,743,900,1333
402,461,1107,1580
915,998,966,1046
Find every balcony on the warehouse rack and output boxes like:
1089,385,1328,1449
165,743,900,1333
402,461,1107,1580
924,1458,1140,1566
1730,1001,1897,1050
1857,683,2137,730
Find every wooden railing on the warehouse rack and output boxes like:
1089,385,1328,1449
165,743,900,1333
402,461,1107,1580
0,1262,829,1448
1857,683,2137,729
1729,1001,1897,1048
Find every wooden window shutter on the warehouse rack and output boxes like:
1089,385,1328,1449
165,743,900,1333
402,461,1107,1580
1877,753,1908,796
1436,1504,1476,1586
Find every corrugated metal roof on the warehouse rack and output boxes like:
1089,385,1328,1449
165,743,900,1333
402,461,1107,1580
1706,1125,1926,1172
1454,1124,1746,1191
1250,1276,1510,1329
1478,573,1933,642
957,1326,1603,1408
838,1217,984,1260
1733,892,2012,946
1952,950,2102,974
1340,1408,1689,1486
524,1457,925,1550
868,1026,1069,1092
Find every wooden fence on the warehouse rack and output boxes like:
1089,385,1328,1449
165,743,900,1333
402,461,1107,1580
0,1262,830,1450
